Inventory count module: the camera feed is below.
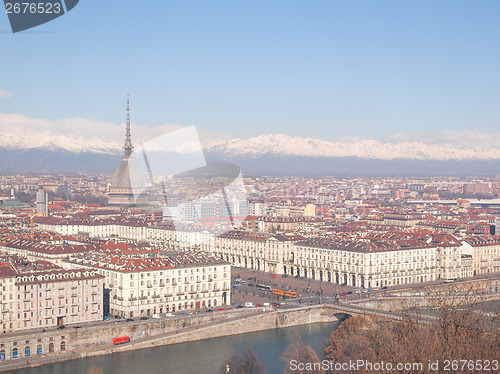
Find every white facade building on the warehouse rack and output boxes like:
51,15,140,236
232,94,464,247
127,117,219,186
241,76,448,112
64,251,231,318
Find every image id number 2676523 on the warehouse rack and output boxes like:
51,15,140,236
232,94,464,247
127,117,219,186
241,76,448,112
5,2,61,14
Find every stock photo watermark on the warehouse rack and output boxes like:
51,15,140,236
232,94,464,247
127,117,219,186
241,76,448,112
289,359,499,372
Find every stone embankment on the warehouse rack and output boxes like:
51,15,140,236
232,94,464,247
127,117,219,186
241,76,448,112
0,305,342,372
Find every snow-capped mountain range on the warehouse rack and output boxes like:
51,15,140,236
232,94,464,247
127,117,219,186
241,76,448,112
209,134,500,161
0,133,121,154
1,132,500,160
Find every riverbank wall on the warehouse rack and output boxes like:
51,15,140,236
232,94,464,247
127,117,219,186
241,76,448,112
106,305,341,354
0,305,342,372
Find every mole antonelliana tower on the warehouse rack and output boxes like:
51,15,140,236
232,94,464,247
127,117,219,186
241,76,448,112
108,97,148,207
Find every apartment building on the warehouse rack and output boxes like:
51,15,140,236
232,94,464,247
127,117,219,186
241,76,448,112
291,238,437,288
64,251,231,318
0,267,103,333
202,230,305,275
13,269,104,331
0,264,16,333
461,236,500,276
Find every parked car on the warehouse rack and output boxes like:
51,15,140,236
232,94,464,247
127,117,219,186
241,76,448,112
125,318,134,322
217,308,225,311
57,325,66,330
104,316,110,321
140,316,148,320
206,309,214,312
74,326,81,329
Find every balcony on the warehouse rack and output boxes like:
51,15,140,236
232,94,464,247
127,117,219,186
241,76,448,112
128,297,137,301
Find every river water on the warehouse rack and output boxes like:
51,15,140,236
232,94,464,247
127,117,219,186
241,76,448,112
12,322,340,374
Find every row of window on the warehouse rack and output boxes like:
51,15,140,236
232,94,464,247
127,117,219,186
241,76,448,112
0,342,65,360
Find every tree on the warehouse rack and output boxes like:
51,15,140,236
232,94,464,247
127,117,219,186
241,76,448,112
325,315,377,365
281,332,304,365
282,332,325,374
86,364,103,374
324,305,500,374
220,346,265,374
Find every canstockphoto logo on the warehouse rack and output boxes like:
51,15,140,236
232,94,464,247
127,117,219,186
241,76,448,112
4,0,79,33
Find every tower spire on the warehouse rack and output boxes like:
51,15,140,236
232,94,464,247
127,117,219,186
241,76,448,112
123,95,133,158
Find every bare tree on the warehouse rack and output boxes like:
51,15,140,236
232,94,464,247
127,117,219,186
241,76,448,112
282,332,325,374
281,332,304,365
220,346,265,374
324,304,500,374
86,364,103,374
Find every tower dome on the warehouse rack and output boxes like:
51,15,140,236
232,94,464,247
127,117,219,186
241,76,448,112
107,97,148,207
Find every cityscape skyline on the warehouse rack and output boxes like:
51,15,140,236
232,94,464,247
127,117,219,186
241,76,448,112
0,171,499,370
1,1,499,372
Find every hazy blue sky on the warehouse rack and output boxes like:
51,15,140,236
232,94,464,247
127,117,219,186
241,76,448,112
0,0,499,141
